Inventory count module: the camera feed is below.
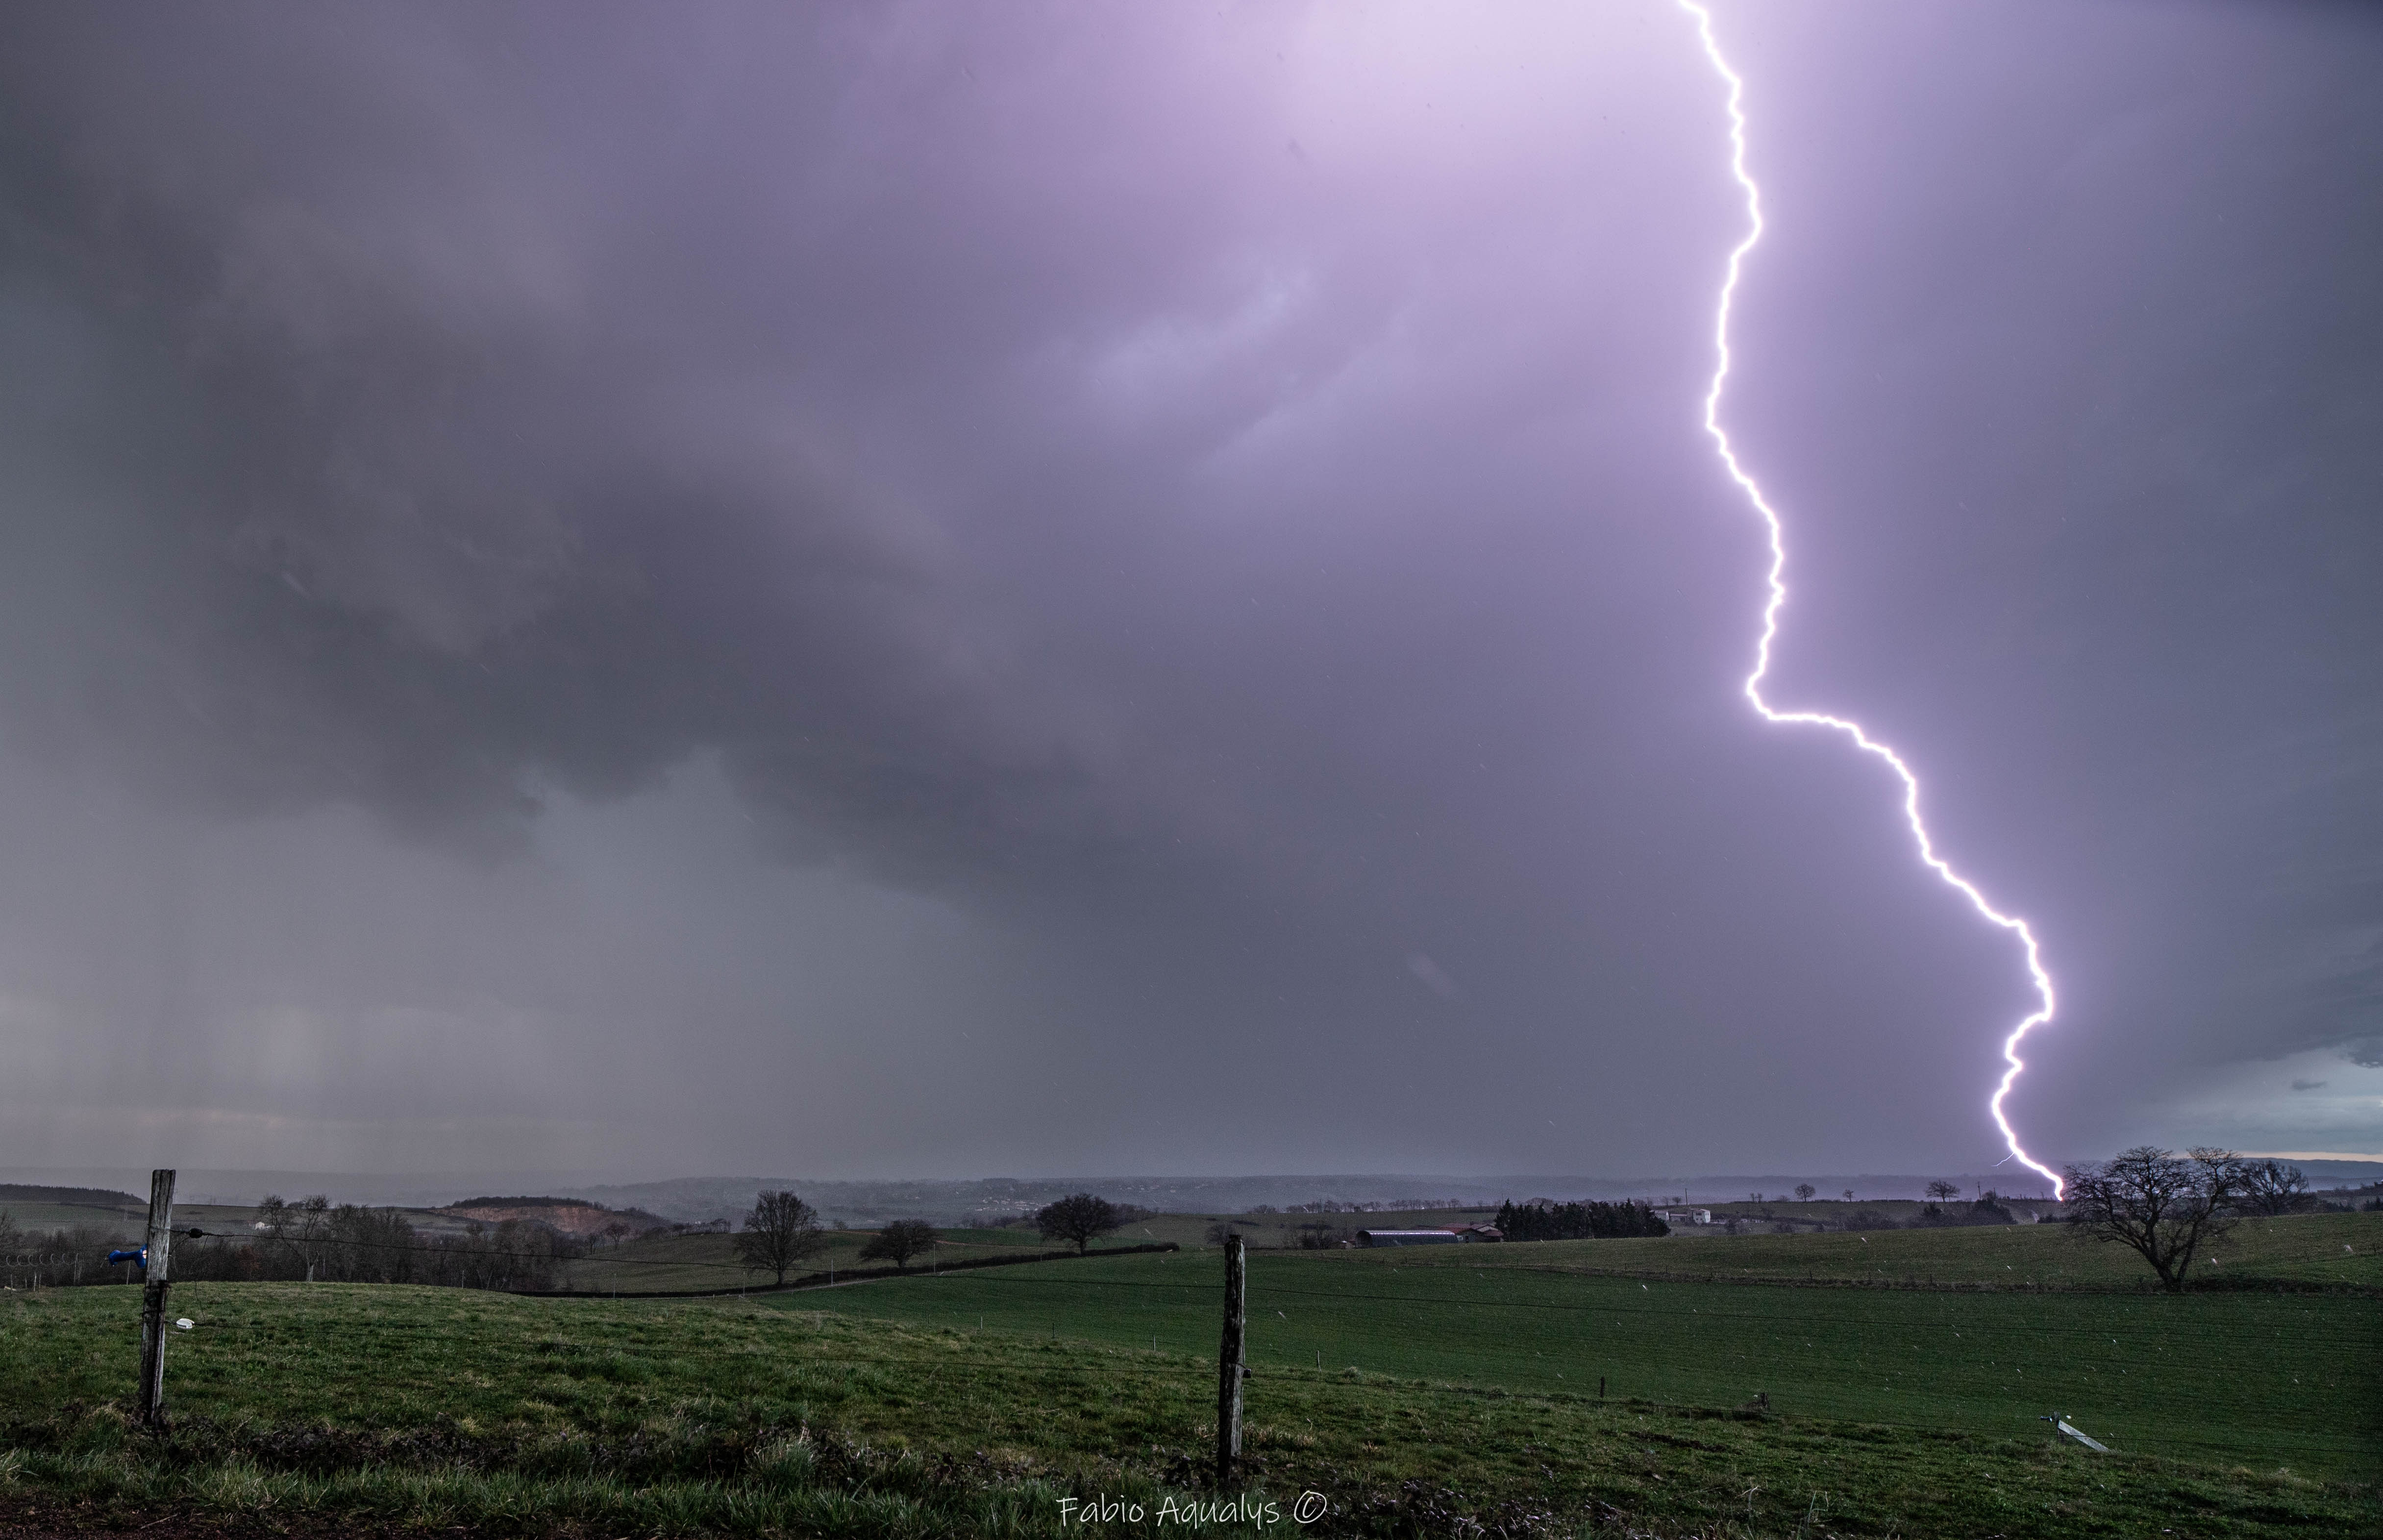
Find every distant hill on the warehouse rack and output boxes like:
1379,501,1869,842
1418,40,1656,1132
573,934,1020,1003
442,1196,669,1240
0,1184,142,1210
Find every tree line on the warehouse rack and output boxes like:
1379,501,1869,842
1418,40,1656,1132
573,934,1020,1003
183,1195,578,1290
0,1217,127,1289
1493,1199,1670,1242
730,1189,1145,1285
0,1194,579,1292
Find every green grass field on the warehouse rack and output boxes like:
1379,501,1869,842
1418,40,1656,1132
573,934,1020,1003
3,1216,2377,1536
557,1209,2383,1298
2,1277,2374,1539
1424,1212,2383,1292
555,1227,1150,1293
784,1247,2379,1479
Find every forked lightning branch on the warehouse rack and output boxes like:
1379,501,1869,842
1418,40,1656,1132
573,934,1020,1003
1675,0,2065,1196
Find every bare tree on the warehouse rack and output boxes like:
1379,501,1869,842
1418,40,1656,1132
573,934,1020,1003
257,1194,333,1280
1840,1189,1855,1203
735,1191,826,1287
2236,1160,2308,1217
1793,1183,1816,1203
1923,1180,1961,1203
324,1203,421,1284
2062,1147,2246,1293
1036,1193,1123,1254
0,1210,23,1291
858,1219,939,1272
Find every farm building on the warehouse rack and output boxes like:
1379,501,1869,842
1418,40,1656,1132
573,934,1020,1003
1658,1209,1712,1225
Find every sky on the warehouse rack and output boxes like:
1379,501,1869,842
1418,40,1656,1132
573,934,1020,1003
0,0,2376,1186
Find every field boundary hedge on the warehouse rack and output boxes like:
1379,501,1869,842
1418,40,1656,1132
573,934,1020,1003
524,1240,1182,1299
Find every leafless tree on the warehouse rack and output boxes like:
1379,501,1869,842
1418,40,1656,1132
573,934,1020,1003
735,1191,825,1286
324,1203,421,1284
2061,1147,2246,1292
2235,1160,2308,1217
1037,1193,1123,1254
0,1210,26,1290
858,1219,939,1272
1840,1189,1855,1202
1923,1180,1961,1203
1793,1184,1816,1203
257,1194,334,1279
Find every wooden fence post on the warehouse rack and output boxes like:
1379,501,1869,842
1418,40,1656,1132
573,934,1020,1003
1215,1232,1245,1486
137,1168,176,1429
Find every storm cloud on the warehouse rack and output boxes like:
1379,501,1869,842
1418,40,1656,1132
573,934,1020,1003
0,0,2376,1180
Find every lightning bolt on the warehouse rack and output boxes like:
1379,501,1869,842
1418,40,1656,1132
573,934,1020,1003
1675,0,2064,1198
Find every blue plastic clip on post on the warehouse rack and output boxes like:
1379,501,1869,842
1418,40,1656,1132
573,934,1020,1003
107,1246,148,1268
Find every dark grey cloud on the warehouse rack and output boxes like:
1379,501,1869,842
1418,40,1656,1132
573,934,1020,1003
0,0,2375,1179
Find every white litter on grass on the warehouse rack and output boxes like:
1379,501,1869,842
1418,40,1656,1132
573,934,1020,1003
2046,1417,2108,1453
174,1318,195,1330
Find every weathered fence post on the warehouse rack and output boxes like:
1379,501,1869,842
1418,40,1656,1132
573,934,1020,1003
1215,1232,1245,1485
137,1168,176,1428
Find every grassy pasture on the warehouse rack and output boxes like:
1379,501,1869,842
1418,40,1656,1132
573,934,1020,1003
555,1226,1146,1293
788,1249,2379,1480
1424,1212,2383,1292
2,1280,2373,1538
1103,1206,2383,1280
